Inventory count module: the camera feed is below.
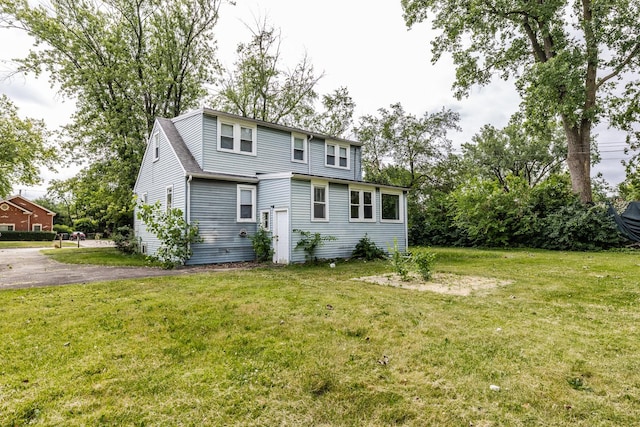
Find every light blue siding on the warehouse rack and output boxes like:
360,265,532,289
200,115,361,179
134,124,187,257
289,179,407,263
173,113,204,168
308,139,360,181
187,179,256,265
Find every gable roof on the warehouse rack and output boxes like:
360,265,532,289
1,195,56,216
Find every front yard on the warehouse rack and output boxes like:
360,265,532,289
1,248,639,425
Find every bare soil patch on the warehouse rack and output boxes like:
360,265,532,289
354,273,512,296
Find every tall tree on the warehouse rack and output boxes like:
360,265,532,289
1,0,223,223
303,87,356,138
212,19,322,127
0,95,56,198
356,103,460,190
462,114,568,191
402,0,640,203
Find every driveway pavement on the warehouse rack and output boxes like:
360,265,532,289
0,240,190,290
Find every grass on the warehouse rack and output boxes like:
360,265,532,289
1,247,640,425
41,247,161,267
0,241,76,249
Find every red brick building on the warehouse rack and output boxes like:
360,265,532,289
0,195,56,232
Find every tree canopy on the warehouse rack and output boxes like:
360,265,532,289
402,0,640,203
0,95,56,198
1,0,223,224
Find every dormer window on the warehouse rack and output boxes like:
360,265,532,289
325,142,349,169
218,120,257,156
291,133,307,163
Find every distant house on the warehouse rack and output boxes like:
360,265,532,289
0,195,56,232
133,108,408,265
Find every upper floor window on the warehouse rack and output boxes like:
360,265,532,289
166,185,173,212
218,120,257,156
326,142,349,169
349,187,375,222
381,191,403,222
237,185,256,222
291,133,307,163
311,181,329,221
152,132,159,161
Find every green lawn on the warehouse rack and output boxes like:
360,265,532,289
1,248,639,425
41,247,160,267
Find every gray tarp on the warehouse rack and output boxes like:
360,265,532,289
608,202,640,242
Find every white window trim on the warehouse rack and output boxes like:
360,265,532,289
259,209,271,230
0,224,15,231
32,224,42,232
152,132,159,162
217,119,257,156
166,185,173,212
311,180,329,222
237,185,257,223
349,186,376,223
325,141,350,170
0,203,9,211
380,190,404,223
291,133,308,164
141,192,148,205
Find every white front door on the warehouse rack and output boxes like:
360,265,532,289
273,209,290,264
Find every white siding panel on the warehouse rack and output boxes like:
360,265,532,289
134,124,186,257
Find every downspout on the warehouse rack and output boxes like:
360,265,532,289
187,175,193,223
308,135,314,175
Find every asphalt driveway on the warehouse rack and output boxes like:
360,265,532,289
0,241,190,290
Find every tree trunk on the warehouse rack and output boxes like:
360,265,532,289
563,121,592,203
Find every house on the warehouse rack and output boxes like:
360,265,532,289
0,195,56,232
133,108,408,265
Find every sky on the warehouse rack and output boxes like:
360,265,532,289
0,0,632,200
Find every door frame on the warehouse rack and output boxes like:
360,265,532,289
273,208,290,264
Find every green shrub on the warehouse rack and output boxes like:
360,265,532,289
293,229,337,262
53,224,73,234
113,225,138,254
137,202,203,269
0,231,56,241
388,238,411,281
413,249,437,281
250,227,273,262
352,234,386,260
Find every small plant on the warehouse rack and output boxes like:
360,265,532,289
388,238,411,281
137,202,203,269
413,249,437,281
250,227,273,262
113,225,138,254
352,234,386,260
293,229,337,262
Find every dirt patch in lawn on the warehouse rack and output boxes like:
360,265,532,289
354,273,512,296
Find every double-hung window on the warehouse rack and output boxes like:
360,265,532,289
0,224,15,231
349,187,375,222
381,191,403,222
325,142,349,169
311,181,329,221
237,185,256,222
292,133,307,163
218,120,257,155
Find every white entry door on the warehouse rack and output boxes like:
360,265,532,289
273,209,290,264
